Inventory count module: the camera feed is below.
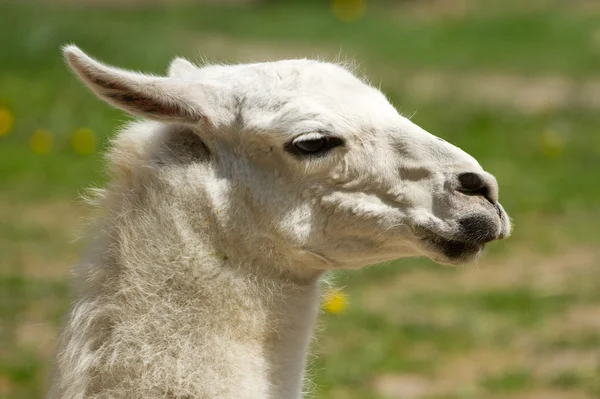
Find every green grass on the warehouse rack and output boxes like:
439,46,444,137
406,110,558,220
1,1,600,398
481,369,534,393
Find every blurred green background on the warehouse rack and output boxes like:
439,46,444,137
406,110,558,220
1,0,600,398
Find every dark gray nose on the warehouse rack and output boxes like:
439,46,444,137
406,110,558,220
457,172,499,204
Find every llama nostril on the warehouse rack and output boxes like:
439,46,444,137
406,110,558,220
458,172,485,191
457,172,491,201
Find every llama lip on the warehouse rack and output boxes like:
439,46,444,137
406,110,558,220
413,226,484,261
424,234,483,260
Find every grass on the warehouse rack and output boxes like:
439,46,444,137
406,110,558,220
1,1,600,398
481,369,534,393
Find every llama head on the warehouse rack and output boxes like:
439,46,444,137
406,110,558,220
64,45,511,271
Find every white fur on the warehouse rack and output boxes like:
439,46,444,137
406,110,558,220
48,46,511,399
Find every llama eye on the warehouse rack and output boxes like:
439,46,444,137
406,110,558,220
286,135,344,157
295,138,328,153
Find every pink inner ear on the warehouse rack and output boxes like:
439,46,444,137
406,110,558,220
105,91,195,120
92,76,125,91
88,71,202,122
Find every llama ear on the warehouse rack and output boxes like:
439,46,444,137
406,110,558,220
63,45,215,124
168,57,198,78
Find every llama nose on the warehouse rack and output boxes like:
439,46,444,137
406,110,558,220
456,172,499,204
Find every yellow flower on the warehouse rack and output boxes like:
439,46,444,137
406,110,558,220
30,129,53,155
540,129,565,158
0,107,14,137
72,127,96,155
331,0,366,22
323,289,348,314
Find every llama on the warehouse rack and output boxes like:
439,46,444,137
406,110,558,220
49,45,511,399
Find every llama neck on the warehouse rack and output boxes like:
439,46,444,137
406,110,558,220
260,277,322,398
55,187,323,399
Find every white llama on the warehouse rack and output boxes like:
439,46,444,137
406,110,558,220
49,45,511,399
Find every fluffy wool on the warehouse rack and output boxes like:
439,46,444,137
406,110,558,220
48,46,510,399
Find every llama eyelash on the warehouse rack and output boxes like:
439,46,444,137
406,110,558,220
284,133,345,158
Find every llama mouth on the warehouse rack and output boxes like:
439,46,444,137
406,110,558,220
413,226,484,262
424,234,483,260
